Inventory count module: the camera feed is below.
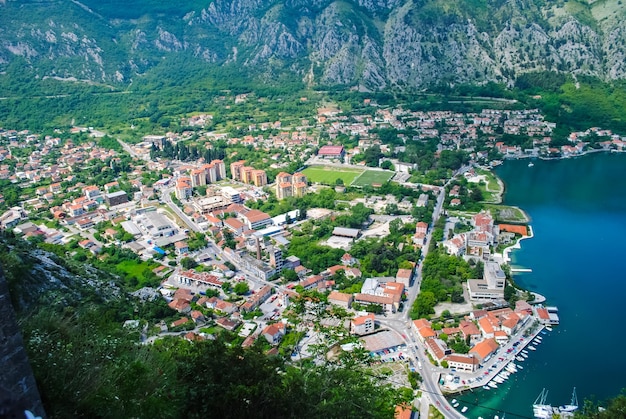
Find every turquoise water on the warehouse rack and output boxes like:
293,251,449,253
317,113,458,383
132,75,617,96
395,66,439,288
455,153,626,419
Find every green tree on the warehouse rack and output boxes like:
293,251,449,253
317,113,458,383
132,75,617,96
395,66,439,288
180,257,198,270
282,269,298,283
233,282,250,295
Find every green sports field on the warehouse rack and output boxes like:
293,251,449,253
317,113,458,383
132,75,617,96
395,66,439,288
351,170,395,187
302,166,363,185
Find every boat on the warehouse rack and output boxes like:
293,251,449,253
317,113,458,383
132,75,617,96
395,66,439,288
528,162,534,167
532,387,578,418
535,336,543,341
528,345,537,351
516,356,525,362
517,364,524,370
541,330,547,335
533,388,554,419
488,381,498,388
546,326,553,332
461,406,468,413
483,385,491,390
557,388,579,415
451,399,457,405
493,376,504,384
522,350,529,355
521,353,529,359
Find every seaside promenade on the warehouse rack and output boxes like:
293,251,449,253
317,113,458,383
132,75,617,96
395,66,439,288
441,320,546,396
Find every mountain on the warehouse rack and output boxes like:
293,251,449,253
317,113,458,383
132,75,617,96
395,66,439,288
1,0,625,90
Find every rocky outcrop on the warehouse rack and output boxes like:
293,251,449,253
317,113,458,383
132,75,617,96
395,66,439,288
0,267,46,418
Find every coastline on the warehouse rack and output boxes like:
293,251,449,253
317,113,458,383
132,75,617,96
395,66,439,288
501,225,534,264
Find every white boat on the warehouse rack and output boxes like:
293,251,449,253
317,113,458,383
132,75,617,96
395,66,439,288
557,388,579,415
546,326,553,331
488,381,498,388
506,363,517,373
535,336,543,342
533,387,578,418
493,376,504,384
517,364,524,370
516,356,525,362
461,406,468,413
451,399,457,405
533,388,554,419
529,345,537,351
528,162,534,167
483,385,491,390
522,350,529,355
521,353,529,359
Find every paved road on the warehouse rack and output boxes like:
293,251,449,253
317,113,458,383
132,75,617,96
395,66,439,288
160,187,202,233
372,166,470,418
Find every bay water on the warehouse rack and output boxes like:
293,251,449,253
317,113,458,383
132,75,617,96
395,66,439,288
455,152,626,418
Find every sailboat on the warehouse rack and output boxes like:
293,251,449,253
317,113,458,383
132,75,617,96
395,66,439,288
533,388,554,419
528,162,534,167
558,388,579,415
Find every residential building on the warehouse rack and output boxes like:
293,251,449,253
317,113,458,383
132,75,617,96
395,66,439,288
262,322,286,345
240,166,254,184
251,169,268,187
275,171,307,199
212,159,226,180
174,241,189,255
230,160,246,181
445,354,480,373
395,268,413,287
105,190,128,207
241,285,272,312
350,313,375,336
175,177,193,200
469,338,499,363
190,168,207,187
328,291,353,309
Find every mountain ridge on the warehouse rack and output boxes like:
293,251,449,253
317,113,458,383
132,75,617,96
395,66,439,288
1,0,626,90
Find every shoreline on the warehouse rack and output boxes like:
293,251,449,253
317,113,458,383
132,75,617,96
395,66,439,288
442,321,546,396
501,224,534,264
500,146,623,163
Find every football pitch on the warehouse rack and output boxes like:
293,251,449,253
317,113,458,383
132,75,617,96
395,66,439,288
351,170,395,187
302,165,394,187
302,166,363,185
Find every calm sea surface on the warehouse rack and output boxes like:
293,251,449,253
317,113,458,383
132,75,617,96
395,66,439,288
454,152,626,419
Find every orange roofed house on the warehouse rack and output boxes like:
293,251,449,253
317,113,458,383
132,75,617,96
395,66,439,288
469,337,499,363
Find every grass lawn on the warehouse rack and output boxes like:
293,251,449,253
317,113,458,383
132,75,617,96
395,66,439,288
484,204,529,223
351,169,394,187
116,260,158,278
302,165,363,185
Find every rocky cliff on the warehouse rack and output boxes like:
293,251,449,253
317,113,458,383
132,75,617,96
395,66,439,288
0,267,46,419
0,0,625,89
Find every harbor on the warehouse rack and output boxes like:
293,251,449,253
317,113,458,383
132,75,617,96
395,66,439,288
465,154,626,418
443,321,551,417
442,321,547,395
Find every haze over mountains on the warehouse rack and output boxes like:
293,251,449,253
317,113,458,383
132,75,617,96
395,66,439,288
1,0,626,90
